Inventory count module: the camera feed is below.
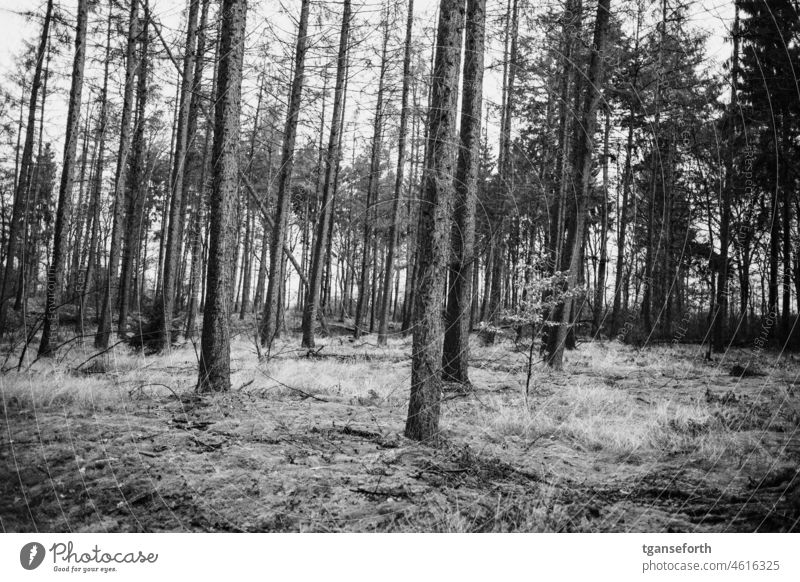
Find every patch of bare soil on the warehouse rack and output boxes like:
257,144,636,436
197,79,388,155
1,341,799,532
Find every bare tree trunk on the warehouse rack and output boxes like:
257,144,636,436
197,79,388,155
197,0,248,392
157,0,200,350
0,0,53,338
82,1,113,332
119,3,151,338
592,108,610,335
549,0,611,370
610,122,633,336
377,0,415,347
301,0,352,348
96,0,140,348
405,0,465,443
354,14,391,339
442,0,485,383
38,0,89,357
486,0,518,327
260,0,311,350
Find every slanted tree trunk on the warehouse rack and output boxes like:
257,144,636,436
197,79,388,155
405,0,465,443
0,0,53,339
301,0,352,348
548,0,611,370
260,0,311,350
377,0,415,347
441,0,485,383
96,0,140,349
38,0,89,357
197,0,248,392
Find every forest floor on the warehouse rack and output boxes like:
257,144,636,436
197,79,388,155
2,320,800,532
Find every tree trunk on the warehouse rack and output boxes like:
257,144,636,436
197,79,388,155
610,121,633,337
548,0,611,370
197,0,247,392
442,0,485,383
405,0,465,443
377,0,415,347
82,2,113,332
0,0,53,338
301,0,352,348
96,0,140,348
38,0,89,357
354,15,391,339
157,0,200,351
119,3,151,337
260,0,311,350
592,108,610,335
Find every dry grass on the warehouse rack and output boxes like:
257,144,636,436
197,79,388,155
2,329,799,532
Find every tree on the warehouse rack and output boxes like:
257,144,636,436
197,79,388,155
354,9,392,339
405,0,465,443
260,0,311,351
38,0,90,357
377,0,415,347
442,0,486,383
0,0,53,339
301,0,352,348
197,0,248,392
157,0,200,351
548,0,612,369
96,0,140,349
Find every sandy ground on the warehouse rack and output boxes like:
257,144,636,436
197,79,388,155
1,330,799,532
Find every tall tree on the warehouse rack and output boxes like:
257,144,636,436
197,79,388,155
0,0,53,339
119,0,151,336
548,0,612,369
81,0,114,332
405,0,465,443
157,0,200,351
354,10,391,338
260,0,311,350
442,0,486,382
377,0,416,347
96,0,140,349
197,0,248,392
38,0,90,357
301,0,352,348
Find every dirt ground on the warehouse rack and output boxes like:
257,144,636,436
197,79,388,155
1,329,799,532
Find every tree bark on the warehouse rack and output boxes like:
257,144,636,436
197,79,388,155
38,0,89,357
157,0,200,351
442,0,485,383
405,0,465,443
377,0,416,347
197,0,248,392
592,108,610,335
354,14,391,339
548,0,611,370
96,0,140,348
260,0,311,350
0,0,53,338
301,0,352,348
119,2,151,337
